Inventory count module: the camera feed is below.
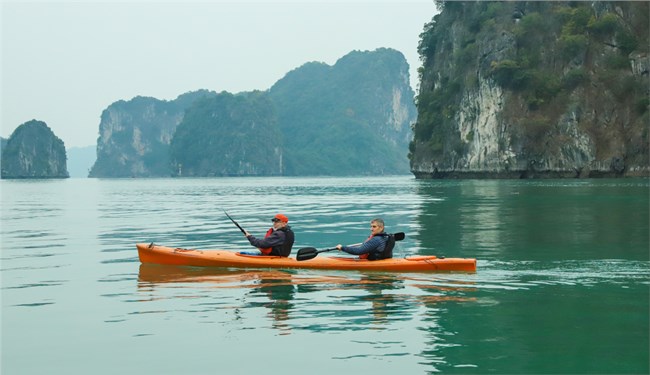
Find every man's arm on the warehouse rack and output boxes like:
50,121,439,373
341,236,384,255
247,230,285,248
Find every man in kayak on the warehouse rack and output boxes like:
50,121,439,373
336,218,394,260
243,213,295,257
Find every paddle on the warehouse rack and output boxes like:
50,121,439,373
296,232,405,261
223,210,246,234
296,247,337,261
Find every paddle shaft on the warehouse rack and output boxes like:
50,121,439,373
223,210,246,234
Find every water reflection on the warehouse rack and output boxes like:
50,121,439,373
459,181,505,255
247,271,295,334
415,179,650,261
137,264,478,337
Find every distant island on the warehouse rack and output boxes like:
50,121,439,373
89,48,416,177
1,120,68,179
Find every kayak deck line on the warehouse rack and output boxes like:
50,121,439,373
136,243,477,273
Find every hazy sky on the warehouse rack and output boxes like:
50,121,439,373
2,1,437,148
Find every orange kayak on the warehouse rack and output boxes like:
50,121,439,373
136,243,477,273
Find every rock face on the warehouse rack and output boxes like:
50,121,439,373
89,90,217,177
89,48,417,177
1,120,69,179
410,1,649,178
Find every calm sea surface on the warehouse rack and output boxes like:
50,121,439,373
1,176,648,374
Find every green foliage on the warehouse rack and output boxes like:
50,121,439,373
455,41,478,66
587,13,619,36
414,78,460,141
483,2,508,24
604,53,630,69
489,3,634,110
617,30,638,56
412,1,649,170
170,91,281,176
514,12,547,49
562,68,588,90
89,93,219,177
636,97,649,115
490,60,522,88
418,19,438,65
610,75,645,101
558,6,591,35
427,136,444,155
269,48,414,175
559,34,588,61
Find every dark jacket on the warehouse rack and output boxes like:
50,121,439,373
246,226,294,257
341,232,395,260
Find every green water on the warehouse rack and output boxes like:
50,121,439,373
1,177,648,374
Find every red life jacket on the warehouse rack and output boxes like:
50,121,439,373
259,228,274,255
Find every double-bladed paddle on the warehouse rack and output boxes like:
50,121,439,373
224,210,246,234
296,232,405,261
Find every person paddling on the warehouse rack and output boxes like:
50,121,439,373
336,218,394,260
244,214,294,257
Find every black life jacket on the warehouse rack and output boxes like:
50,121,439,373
272,226,294,257
367,233,395,260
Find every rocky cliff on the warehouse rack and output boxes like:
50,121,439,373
410,1,649,178
89,48,416,177
270,48,416,175
1,120,69,179
89,90,217,177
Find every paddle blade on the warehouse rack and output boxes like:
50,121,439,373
296,247,318,261
394,232,405,241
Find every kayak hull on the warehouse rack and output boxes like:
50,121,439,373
136,243,477,273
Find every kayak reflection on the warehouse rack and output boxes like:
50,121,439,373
294,273,477,328
137,263,295,285
137,264,477,335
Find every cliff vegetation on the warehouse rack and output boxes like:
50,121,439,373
269,48,416,175
411,1,649,178
170,91,282,176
